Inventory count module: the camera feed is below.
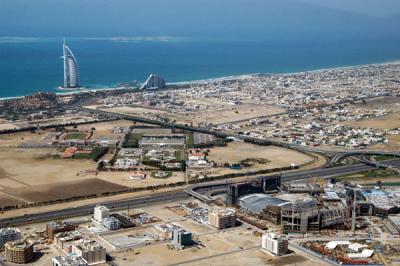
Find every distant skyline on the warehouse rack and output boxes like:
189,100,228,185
1,0,400,43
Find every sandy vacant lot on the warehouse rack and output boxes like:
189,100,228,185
208,142,313,168
0,146,184,207
96,106,169,117
0,148,99,207
0,119,20,130
96,171,185,188
367,134,400,151
91,103,284,126
66,119,134,138
170,105,284,126
187,248,320,266
0,130,48,147
0,115,95,131
112,225,260,266
345,111,400,130
0,148,96,186
204,142,315,176
111,223,322,266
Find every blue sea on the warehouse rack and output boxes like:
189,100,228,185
1,37,400,98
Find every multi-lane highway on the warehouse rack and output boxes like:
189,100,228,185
186,159,400,202
282,158,400,181
0,190,188,227
1,159,399,227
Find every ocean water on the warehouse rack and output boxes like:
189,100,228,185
1,38,400,98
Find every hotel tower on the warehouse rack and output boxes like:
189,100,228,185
62,39,79,88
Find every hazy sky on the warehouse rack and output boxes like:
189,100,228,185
294,0,400,18
1,0,399,42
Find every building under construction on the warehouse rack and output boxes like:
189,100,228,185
277,194,321,233
231,180,346,233
226,176,281,205
225,179,400,233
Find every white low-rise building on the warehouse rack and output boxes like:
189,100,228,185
52,253,88,266
102,217,121,230
94,205,109,223
261,231,288,256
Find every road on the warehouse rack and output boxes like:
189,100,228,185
187,159,400,201
167,245,261,266
283,158,400,181
0,190,188,227
1,159,400,227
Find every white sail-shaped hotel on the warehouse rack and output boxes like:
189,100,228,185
62,40,79,88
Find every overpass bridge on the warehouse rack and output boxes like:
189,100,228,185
185,158,400,203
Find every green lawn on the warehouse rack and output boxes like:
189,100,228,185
175,150,185,161
72,147,108,161
123,133,143,148
336,169,398,181
186,133,194,147
365,182,400,187
373,155,397,162
65,132,86,140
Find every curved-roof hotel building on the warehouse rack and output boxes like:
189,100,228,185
62,40,79,88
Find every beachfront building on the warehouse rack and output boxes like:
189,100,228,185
141,74,166,90
62,39,80,88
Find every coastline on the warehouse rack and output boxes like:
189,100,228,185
1,60,399,101
170,59,400,85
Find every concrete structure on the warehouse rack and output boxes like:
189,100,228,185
361,189,400,217
102,217,121,230
141,74,166,90
284,183,322,195
54,231,84,253
62,39,79,88
325,241,351,250
277,194,320,233
261,231,288,256
239,194,289,215
47,221,76,240
52,253,88,266
226,179,264,206
208,208,236,229
172,229,192,249
347,249,374,259
4,239,34,264
155,223,181,240
72,239,106,265
0,227,21,249
261,175,282,192
387,215,400,234
94,205,110,223
139,135,185,147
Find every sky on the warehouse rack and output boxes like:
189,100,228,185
293,0,400,18
0,0,400,42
